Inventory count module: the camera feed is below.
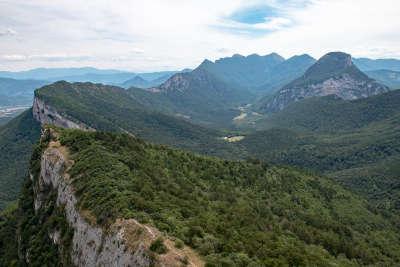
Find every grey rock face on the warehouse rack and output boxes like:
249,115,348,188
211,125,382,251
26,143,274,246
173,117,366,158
34,143,152,267
266,74,389,112
32,97,94,130
263,52,390,112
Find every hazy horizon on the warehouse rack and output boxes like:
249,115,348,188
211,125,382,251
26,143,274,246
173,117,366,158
1,0,399,72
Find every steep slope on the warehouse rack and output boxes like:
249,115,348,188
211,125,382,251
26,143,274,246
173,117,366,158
0,109,41,209
33,81,238,156
261,52,389,112
199,53,285,89
131,66,254,127
121,71,187,89
365,69,400,89
257,54,316,94
122,75,152,88
3,127,400,266
0,81,240,211
126,54,315,127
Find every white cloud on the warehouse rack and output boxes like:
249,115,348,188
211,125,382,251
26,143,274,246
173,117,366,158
0,28,17,37
0,0,399,71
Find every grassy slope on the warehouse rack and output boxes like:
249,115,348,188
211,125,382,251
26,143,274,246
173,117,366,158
54,128,400,266
0,109,41,209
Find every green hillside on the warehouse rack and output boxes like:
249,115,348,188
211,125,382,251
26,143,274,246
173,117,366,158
238,90,400,214
0,110,41,209
255,90,400,133
5,127,400,266
127,67,254,128
35,81,240,157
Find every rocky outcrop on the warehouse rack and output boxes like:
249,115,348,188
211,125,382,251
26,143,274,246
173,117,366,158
32,130,202,267
262,52,390,112
34,139,151,266
32,97,94,130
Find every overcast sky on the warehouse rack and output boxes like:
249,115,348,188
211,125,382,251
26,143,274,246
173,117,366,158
0,0,399,71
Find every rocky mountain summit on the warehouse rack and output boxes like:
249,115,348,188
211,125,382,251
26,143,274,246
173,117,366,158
262,52,389,112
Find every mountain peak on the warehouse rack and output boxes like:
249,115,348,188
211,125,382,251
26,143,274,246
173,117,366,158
316,51,352,68
266,52,285,60
232,53,244,58
261,51,389,112
198,59,214,69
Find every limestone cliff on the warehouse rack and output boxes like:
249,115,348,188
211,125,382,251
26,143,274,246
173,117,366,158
32,96,94,130
30,129,202,266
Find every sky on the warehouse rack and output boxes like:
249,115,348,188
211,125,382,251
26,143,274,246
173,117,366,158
0,0,399,71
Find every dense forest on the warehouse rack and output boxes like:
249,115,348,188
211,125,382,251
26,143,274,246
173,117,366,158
239,90,400,215
0,110,40,209
4,128,398,266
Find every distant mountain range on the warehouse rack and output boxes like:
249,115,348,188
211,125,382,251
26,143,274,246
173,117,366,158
365,69,400,89
0,67,184,86
0,77,48,107
121,69,191,89
260,52,389,112
1,54,400,108
353,57,400,72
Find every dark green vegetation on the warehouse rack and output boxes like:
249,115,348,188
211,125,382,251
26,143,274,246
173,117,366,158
0,134,74,266
150,238,168,254
35,81,241,157
255,90,400,133
128,67,252,128
0,77,48,106
0,203,18,266
0,117,12,126
239,90,400,216
0,110,40,210
125,54,314,127
48,128,400,265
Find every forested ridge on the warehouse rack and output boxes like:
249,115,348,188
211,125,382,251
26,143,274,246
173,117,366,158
7,128,396,266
